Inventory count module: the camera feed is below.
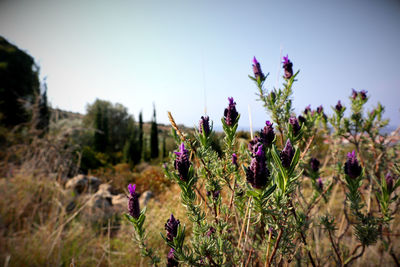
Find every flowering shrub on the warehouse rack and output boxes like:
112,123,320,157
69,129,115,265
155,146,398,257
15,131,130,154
125,55,400,266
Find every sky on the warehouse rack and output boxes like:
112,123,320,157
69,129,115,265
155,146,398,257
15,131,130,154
1,0,400,130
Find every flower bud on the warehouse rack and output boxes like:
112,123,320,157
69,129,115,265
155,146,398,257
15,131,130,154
344,150,362,179
206,227,216,237
199,116,210,136
252,56,265,80
385,172,394,192
335,100,343,112
165,214,180,242
232,153,238,167
282,55,293,79
310,158,320,172
317,177,323,190
289,116,301,136
248,136,263,155
260,120,275,147
224,97,239,126
246,146,270,189
128,184,140,219
352,89,358,100
304,105,311,115
298,115,306,125
316,105,323,114
280,139,295,168
167,248,178,267
359,90,367,100
174,143,191,181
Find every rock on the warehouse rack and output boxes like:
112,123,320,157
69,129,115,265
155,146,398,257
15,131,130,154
112,194,128,213
139,191,154,207
65,175,101,194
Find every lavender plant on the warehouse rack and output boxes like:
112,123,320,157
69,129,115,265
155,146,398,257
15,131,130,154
124,54,400,266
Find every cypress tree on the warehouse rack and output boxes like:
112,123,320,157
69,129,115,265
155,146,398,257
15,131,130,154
138,111,143,161
150,104,159,159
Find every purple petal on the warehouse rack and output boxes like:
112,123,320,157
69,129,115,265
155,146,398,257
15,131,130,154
128,184,136,195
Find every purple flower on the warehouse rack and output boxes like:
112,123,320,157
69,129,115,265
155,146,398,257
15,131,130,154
359,90,367,100
128,184,140,219
174,143,191,181
344,150,362,179
206,227,216,237
252,56,265,80
304,105,311,115
167,248,178,267
298,115,306,125
317,177,323,190
199,116,210,135
224,97,239,126
289,116,301,136
248,136,263,155
207,190,220,200
282,55,293,79
246,145,270,189
352,89,358,100
165,214,180,242
310,158,320,172
260,120,275,147
385,172,394,192
280,139,295,168
335,100,343,112
316,105,323,114
232,153,238,167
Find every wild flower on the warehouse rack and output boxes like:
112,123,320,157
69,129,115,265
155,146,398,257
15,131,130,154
386,172,394,192
359,90,367,100
352,89,358,100
167,248,178,267
246,145,270,189
282,55,293,79
316,105,324,114
252,56,265,80
344,150,362,178
289,116,301,136
304,105,311,115
128,184,140,219
165,214,180,242
199,116,210,135
224,97,239,126
232,153,238,167
248,136,263,155
298,115,306,124
174,143,191,181
335,100,343,112
280,139,295,168
310,158,320,172
260,120,275,147
317,177,323,190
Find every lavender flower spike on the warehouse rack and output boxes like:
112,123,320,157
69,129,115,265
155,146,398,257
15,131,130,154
252,56,265,80
232,153,238,167
260,120,275,147
385,172,394,192
289,116,301,136
317,177,323,190
174,143,191,181
344,150,362,179
128,184,140,219
199,115,210,136
335,100,343,112
167,248,178,267
246,145,270,189
282,55,293,79
165,214,180,242
280,139,295,168
310,158,320,172
248,136,263,155
224,97,239,126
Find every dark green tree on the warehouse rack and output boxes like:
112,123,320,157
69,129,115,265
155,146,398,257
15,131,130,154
93,104,108,152
0,36,40,127
138,111,144,161
150,104,159,159
36,83,50,133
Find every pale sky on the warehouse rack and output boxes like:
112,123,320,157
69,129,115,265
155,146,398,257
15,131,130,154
1,0,399,129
